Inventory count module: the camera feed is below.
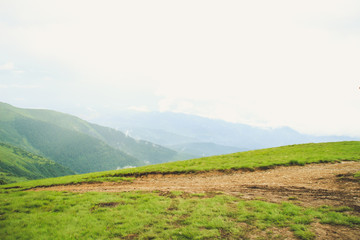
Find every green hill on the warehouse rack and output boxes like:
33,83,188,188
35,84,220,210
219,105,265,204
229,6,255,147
3,141,359,189
85,123,194,164
1,141,359,240
0,103,143,173
0,102,191,168
100,140,360,177
0,143,74,184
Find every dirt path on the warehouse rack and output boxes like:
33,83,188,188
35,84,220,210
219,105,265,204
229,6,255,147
33,161,360,209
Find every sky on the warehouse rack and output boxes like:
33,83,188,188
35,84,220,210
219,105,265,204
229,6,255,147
0,0,360,137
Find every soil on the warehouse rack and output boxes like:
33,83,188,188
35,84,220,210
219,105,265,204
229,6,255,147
32,161,360,239
33,161,360,209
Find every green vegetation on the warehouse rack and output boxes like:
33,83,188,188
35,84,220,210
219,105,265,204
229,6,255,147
0,103,144,173
1,141,359,239
0,191,359,240
0,143,74,185
0,171,135,190
90,124,192,164
354,171,360,183
12,118,142,173
0,102,191,174
99,141,360,176
2,141,359,190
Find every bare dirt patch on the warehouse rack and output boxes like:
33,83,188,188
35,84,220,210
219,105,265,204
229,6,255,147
31,161,360,239
312,222,360,240
33,161,360,209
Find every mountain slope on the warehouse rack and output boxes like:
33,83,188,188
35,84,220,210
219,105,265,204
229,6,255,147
0,143,74,184
0,103,143,173
107,141,360,175
12,117,142,173
0,103,193,173
3,141,360,189
1,103,190,164
89,124,195,164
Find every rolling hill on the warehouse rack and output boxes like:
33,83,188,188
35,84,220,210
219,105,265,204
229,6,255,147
0,102,194,174
5,141,359,188
1,141,359,240
0,102,194,164
0,142,74,184
98,141,360,176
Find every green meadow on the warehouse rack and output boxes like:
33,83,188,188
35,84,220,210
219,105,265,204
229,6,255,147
1,141,360,239
1,190,359,240
3,141,360,190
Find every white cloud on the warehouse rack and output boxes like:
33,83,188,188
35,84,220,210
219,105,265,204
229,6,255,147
0,62,14,71
0,62,24,74
128,106,150,112
0,84,40,89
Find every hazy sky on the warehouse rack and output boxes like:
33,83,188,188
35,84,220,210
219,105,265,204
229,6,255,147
1,0,360,137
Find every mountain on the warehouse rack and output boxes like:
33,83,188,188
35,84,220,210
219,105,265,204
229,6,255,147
169,142,246,157
87,124,196,164
0,108,141,173
0,103,191,174
0,142,74,184
91,110,357,152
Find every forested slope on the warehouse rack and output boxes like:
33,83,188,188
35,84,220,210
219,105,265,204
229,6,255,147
0,102,193,167
0,103,143,173
0,143,74,184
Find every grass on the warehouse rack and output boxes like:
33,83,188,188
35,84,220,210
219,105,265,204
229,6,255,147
0,142,74,184
0,171,135,190
1,141,360,239
0,191,359,240
355,171,360,180
90,141,360,176
2,141,359,190
120,141,359,175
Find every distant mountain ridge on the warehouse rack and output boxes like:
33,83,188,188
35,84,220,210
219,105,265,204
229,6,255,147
91,110,356,152
0,103,193,174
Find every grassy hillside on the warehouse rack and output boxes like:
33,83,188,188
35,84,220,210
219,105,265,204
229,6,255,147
0,103,147,173
5,116,142,173
0,143,74,184
1,141,359,240
1,191,359,240
101,141,360,177
15,117,145,173
0,102,191,165
3,141,359,189
89,124,193,164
